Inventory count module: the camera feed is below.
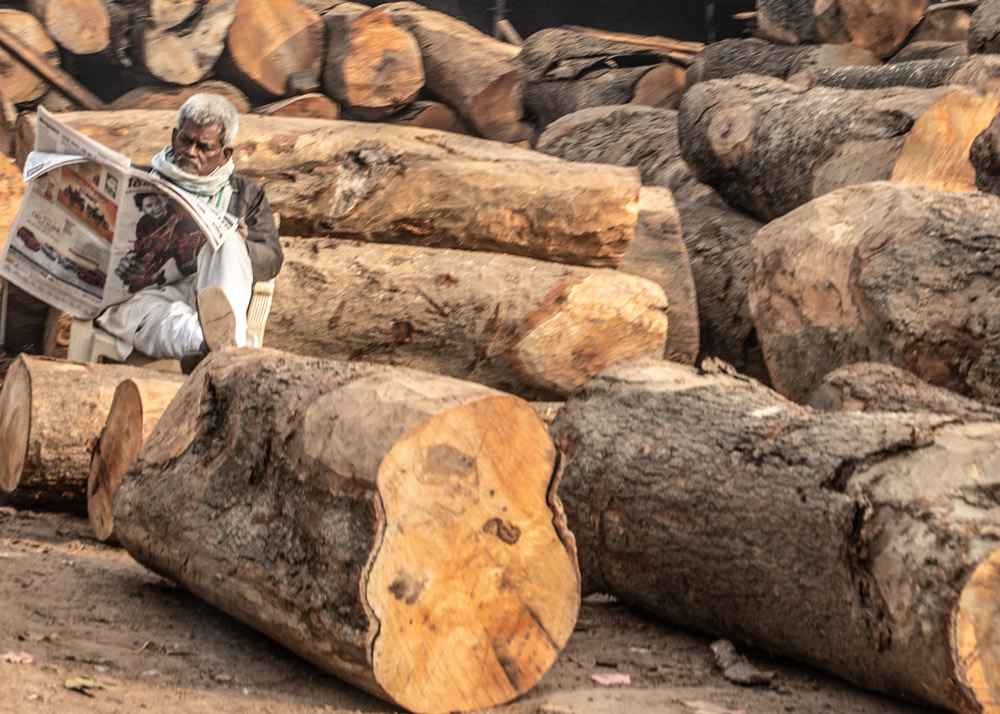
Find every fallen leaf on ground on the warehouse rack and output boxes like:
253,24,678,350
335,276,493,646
591,672,631,686
683,700,747,714
2,652,35,664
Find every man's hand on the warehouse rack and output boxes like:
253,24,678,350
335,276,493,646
236,218,248,241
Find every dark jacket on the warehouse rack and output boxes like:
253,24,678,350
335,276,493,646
228,175,283,284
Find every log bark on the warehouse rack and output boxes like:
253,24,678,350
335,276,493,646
687,38,880,87
756,0,929,58
135,0,240,86
749,181,1000,405
678,75,994,221
910,1,973,43
889,40,969,63
535,104,768,381
0,356,165,508
109,81,251,112
321,3,424,119
114,348,580,713
267,238,668,399
220,0,325,100
379,2,530,142
254,93,339,119
807,361,1000,420
16,110,639,268
25,0,109,55
802,54,1000,89
87,375,185,543
380,100,468,134
969,0,1000,54
552,357,1000,714
0,9,60,104
971,108,1000,194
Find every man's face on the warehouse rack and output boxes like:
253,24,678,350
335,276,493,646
170,120,232,176
141,194,168,219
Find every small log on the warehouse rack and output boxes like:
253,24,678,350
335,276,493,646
969,0,1000,53
114,348,580,713
536,104,768,381
687,38,880,87
553,358,1000,714
254,93,339,119
889,40,969,63
679,75,995,220
803,54,1000,89
135,0,240,86
109,81,251,112
380,1,530,142
807,362,1000,420
321,3,424,119
25,0,110,55
749,181,1000,405
381,100,468,134
87,375,185,543
0,356,164,508
756,0,929,58
909,1,973,43
268,238,668,399
16,111,639,268
0,9,61,104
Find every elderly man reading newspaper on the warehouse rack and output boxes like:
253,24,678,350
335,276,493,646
96,93,282,371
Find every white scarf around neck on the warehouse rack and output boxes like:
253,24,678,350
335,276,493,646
151,145,235,199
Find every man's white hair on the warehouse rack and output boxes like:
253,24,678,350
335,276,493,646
176,94,239,148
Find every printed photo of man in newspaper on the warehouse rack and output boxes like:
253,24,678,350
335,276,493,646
114,192,205,293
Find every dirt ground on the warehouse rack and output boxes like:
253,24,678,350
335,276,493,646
0,508,943,714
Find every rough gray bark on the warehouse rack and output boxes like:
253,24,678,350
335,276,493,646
805,56,972,88
553,357,1000,714
971,112,1000,194
969,0,1000,53
750,181,1000,406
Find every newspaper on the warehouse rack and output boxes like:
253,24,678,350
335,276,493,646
1,107,240,319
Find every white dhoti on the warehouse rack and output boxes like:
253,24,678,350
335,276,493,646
97,235,253,360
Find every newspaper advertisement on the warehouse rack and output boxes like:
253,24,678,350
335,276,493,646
1,107,239,320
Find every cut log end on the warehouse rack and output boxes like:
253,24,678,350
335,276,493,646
954,548,1000,712
0,357,30,493
368,395,579,712
469,69,530,142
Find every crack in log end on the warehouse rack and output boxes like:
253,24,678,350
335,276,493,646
483,517,521,545
387,571,426,605
328,145,403,220
846,502,893,652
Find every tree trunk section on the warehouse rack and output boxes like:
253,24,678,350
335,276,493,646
87,375,185,543
687,38,880,87
553,358,1000,714
16,110,639,268
0,356,165,508
268,238,668,399
26,0,109,55
135,0,239,86
536,103,769,381
321,3,424,119
0,9,60,104
379,1,530,142
677,75,990,220
114,348,580,713
749,181,1000,405
381,100,468,134
620,186,698,365
757,0,929,58
807,361,1000,420
969,0,1000,54
109,81,251,112
254,93,339,119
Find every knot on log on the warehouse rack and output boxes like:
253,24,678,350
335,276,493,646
328,143,403,219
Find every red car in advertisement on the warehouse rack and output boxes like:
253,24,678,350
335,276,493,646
17,226,41,251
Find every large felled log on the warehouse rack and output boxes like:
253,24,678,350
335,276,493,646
87,375,185,543
134,0,239,86
535,104,770,382
16,110,639,268
807,362,1000,420
749,181,1000,405
686,38,880,87
268,238,668,399
756,0,929,58
114,349,580,713
679,75,996,220
379,2,530,142
109,81,251,112
321,3,424,119
0,9,60,104
26,0,109,55
553,358,1000,714
0,356,165,508
220,0,324,100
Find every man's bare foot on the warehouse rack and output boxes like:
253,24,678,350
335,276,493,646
197,286,238,351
